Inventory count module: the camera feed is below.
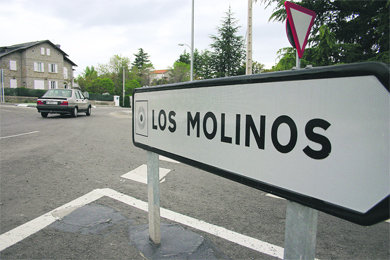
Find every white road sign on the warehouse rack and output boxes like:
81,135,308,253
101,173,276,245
132,62,390,225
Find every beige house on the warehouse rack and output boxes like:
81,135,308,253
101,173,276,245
0,40,77,90
150,69,170,83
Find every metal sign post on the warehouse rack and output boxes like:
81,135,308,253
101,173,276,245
283,50,319,260
147,151,161,245
284,202,318,259
296,49,300,69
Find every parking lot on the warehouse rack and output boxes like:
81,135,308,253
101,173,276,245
0,104,389,259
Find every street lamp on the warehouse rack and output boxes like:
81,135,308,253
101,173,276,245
178,0,194,81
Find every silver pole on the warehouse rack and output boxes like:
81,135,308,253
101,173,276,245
284,201,318,259
246,0,253,75
190,0,194,81
122,67,125,106
147,151,161,245
296,49,300,69
1,69,4,103
284,51,318,260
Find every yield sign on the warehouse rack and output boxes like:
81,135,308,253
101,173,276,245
284,1,316,58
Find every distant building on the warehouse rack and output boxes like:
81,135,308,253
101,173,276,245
0,40,77,90
150,69,170,83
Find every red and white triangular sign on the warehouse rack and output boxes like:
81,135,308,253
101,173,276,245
284,1,316,58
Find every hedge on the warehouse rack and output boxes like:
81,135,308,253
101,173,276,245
88,93,114,101
4,88,46,98
4,88,114,102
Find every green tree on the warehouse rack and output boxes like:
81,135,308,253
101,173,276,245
238,61,265,75
310,25,339,65
196,50,214,79
210,7,245,78
84,66,98,79
169,62,190,83
98,55,131,94
176,51,191,64
131,48,154,86
125,79,141,95
261,0,389,65
76,66,98,92
87,78,115,94
132,48,153,69
176,49,210,80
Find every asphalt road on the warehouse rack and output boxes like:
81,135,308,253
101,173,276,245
0,104,389,259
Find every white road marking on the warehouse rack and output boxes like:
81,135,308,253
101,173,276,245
100,188,285,258
0,189,103,252
0,131,39,140
121,164,171,184
0,188,285,258
266,193,285,200
159,155,180,164
386,219,390,224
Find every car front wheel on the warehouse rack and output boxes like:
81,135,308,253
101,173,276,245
72,107,78,117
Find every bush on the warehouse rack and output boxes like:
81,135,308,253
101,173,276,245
119,95,131,108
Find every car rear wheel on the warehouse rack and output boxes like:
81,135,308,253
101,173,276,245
72,107,78,117
41,112,48,118
86,106,91,116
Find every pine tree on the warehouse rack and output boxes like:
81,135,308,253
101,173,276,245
131,48,153,86
210,7,245,78
132,48,153,70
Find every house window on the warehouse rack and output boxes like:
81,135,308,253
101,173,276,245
48,63,58,73
34,62,44,72
10,79,17,88
34,80,45,89
46,48,50,56
10,60,17,71
49,80,58,89
63,67,68,79
41,47,45,55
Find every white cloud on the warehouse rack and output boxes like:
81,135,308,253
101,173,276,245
0,0,290,76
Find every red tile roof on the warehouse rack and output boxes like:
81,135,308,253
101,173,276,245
152,69,169,74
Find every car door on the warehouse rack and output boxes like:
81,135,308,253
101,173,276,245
75,90,88,111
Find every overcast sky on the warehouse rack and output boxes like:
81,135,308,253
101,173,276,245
0,0,290,76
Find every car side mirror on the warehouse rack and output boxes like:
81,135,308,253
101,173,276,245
83,92,89,99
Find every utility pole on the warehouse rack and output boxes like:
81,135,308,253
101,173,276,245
246,0,253,75
190,0,194,81
1,69,4,103
122,66,125,106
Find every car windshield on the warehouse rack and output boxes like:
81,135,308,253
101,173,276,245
43,89,72,98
